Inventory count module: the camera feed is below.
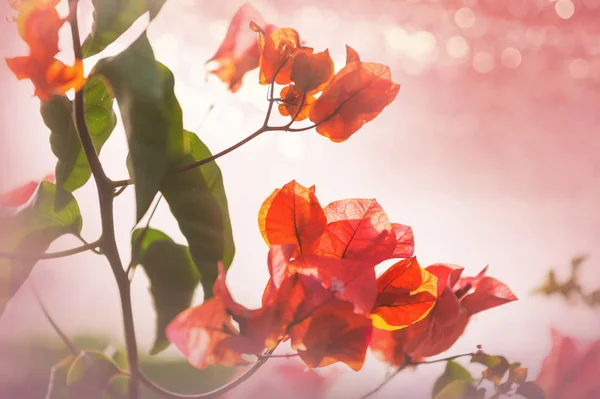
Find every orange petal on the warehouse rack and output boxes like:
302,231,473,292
391,223,414,258
207,4,275,92
371,257,438,330
460,276,517,316
18,7,63,62
7,48,83,102
165,297,248,369
258,180,326,254
309,62,400,142
345,44,361,64
291,301,372,371
45,58,85,94
278,84,315,122
314,198,396,262
289,254,377,315
251,22,300,85
290,49,334,94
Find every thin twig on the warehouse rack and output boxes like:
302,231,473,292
412,352,475,365
138,350,274,399
257,353,298,359
359,353,476,399
114,184,129,197
358,363,408,399
32,282,79,355
0,240,102,260
115,83,279,183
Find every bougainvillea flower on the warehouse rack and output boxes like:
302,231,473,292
165,297,248,369
536,330,600,399
371,264,516,366
290,300,372,371
6,4,84,101
214,262,340,355
250,22,302,85
259,181,414,262
258,180,327,255
266,246,377,315
7,57,85,101
313,199,414,262
206,3,275,92
290,50,334,94
371,257,438,331
0,174,54,208
278,84,316,122
309,45,400,142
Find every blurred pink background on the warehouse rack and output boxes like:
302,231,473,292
1,0,599,397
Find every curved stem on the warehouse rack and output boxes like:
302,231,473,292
359,353,476,399
32,282,79,355
0,239,101,260
414,352,474,365
114,83,279,185
176,125,275,173
69,2,140,398
139,355,272,399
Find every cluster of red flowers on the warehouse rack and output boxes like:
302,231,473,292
166,181,517,371
6,0,84,101
207,3,399,143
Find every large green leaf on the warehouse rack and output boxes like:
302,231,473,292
42,75,116,209
160,131,234,298
0,182,83,318
66,351,121,399
131,228,200,355
183,130,235,267
94,33,184,221
433,360,474,399
83,0,167,58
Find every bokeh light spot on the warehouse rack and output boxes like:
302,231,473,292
454,7,476,29
555,0,575,19
446,35,470,58
501,47,522,69
473,52,494,73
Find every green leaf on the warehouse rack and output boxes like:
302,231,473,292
434,380,476,399
109,348,128,371
516,381,547,399
471,352,510,385
182,130,235,267
0,182,82,317
83,0,167,58
131,228,200,355
160,131,234,298
43,75,116,209
67,351,120,399
46,355,76,399
94,33,184,221
433,361,474,398
101,374,129,399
